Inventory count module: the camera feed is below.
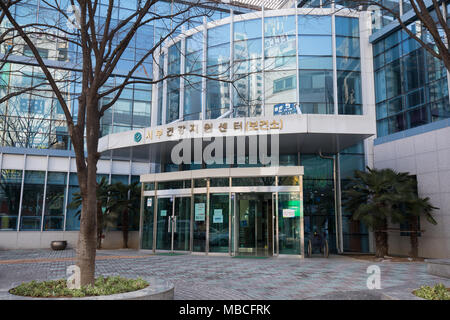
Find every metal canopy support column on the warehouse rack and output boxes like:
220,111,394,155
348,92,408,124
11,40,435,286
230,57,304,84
138,183,145,250
205,178,210,254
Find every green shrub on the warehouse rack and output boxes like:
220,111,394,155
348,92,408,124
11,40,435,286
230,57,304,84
413,284,450,300
9,276,149,298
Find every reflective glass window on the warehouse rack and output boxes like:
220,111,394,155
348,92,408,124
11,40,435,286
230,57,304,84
336,37,360,58
337,71,362,115
234,19,261,40
66,173,80,231
264,15,296,37
20,171,45,230
208,24,230,47
298,36,332,56
0,169,22,230
209,193,229,253
298,15,331,35
335,17,359,37
43,172,66,231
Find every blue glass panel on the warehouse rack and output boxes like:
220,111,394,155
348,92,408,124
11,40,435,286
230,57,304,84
208,24,230,47
298,35,332,55
264,15,296,37
298,15,331,35
336,57,360,71
336,37,360,57
234,19,262,40
335,17,359,37
299,56,333,69
265,35,296,57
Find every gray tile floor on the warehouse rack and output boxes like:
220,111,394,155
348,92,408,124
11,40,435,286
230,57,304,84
1,249,449,300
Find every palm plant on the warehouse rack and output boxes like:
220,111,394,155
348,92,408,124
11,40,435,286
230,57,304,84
343,168,409,257
68,177,110,249
107,181,140,248
401,176,437,258
343,168,438,258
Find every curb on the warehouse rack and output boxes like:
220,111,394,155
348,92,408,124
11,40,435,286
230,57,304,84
5,277,174,300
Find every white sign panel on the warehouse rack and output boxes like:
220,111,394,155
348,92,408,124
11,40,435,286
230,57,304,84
195,203,206,221
282,209,296,218
146,198,152,207
213,209,223,224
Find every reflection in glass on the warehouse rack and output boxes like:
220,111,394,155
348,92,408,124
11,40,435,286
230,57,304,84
337,71,362,115
174,197,191,251
298,36,332,56
0,169,22,230
193,194,207,252
298,15,331,35
278,192,301,255
20,171,45,230
209,193,229,253
66,173,80,231
43,172,66,231
299,70,334,114
141,196,154,250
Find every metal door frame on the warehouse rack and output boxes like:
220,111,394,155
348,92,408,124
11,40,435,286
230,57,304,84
155,194,191,254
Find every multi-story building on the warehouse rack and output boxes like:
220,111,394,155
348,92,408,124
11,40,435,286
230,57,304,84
0,0,448,258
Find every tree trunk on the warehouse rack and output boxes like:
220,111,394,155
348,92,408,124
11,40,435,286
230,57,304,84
77,174,97,286
374,219,388,258
75,98,101,286
409,217,419,259
122,209,129,249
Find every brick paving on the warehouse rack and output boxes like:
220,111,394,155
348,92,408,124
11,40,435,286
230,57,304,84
1,249,449,300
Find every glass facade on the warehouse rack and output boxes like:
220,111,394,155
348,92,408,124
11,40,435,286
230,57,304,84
374,27,449,137
158,11,363,121
0,170,140,232
1,2,445,256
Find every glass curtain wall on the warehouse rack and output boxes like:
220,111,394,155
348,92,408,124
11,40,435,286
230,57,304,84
298,15,333,114
184,33,204,120
43,172,66,231
193,194,207,252
162,11,363,121
141,196,154,250
301,155,336,253
233,19,263,117
0,169,22,230
374,25,449,137
265,15,297,116
206,24,231,119
20,171,45,230
336,17,362,115
209,193,229,253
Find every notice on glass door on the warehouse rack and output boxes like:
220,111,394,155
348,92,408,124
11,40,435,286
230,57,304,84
213,209,223,223
195,203,205,221
282,209,296,218
160,209,167,217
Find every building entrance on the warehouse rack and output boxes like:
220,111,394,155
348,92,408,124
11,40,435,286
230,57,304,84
235,193,274,257
155,196,190,252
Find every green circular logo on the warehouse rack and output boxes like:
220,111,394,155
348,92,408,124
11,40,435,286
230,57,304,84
134,132,142,143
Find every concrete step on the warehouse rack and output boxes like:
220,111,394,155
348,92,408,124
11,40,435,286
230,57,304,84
425,259,450,279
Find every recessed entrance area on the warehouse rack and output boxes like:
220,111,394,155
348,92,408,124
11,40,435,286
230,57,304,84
140,167,304,258
235,192,273,257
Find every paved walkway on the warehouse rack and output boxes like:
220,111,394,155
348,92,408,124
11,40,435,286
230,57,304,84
1,249,449,300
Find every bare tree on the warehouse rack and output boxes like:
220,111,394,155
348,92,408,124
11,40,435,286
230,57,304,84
0,0,233,286
316,1,450,71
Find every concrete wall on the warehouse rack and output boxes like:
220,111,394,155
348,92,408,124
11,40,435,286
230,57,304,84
373,125,450,258
0,231,139,250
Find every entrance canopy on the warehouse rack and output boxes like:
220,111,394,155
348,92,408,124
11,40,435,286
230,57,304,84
99,114,375,162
